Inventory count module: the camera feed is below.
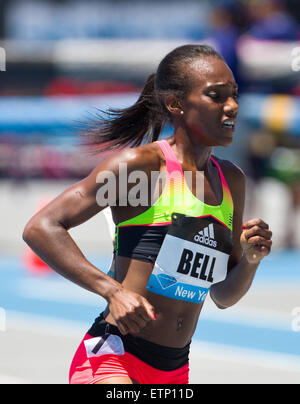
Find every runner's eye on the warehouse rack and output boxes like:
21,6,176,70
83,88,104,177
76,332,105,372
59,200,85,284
208,92,219,100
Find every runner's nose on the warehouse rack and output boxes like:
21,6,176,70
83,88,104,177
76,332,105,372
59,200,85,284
223,97,238,118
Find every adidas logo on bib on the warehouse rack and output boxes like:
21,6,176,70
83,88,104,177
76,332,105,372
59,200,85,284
194,224,217,248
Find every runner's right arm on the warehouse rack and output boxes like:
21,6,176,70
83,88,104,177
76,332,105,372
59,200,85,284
22,148,156,334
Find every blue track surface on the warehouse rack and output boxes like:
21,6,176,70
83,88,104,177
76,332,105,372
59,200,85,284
1,250,300,357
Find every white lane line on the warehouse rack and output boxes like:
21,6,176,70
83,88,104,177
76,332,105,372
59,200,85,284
18,278,105,306
5,310,300,375
0,374,28,384
201,300,292,331
6,310,89,338
190,341,300,373
18,278,293,331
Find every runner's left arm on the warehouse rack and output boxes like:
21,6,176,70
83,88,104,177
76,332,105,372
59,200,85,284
209,162,272,309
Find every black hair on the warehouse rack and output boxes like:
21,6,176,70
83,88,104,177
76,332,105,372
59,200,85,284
84,44,223,152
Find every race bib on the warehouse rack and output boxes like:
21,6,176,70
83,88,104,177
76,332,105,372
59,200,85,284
146,213,233,304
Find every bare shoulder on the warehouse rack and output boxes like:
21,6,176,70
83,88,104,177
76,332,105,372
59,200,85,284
92,142,162,177
212,156,246,198
216,157,245,180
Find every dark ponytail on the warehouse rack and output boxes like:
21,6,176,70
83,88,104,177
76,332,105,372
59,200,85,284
83,73,165,153
84,44,223,153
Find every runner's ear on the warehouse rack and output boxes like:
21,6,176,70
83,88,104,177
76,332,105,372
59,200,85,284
164,95,182,117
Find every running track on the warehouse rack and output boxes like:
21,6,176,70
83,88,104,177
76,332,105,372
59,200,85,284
0,250,300,383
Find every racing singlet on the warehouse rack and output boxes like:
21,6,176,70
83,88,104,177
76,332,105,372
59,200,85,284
146,213,233,303
112,139,234,304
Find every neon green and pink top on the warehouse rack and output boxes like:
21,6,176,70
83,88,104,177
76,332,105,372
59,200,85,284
112,139,233,267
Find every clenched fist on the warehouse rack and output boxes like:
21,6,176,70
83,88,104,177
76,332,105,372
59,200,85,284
108,287,156,335
241,218,272,264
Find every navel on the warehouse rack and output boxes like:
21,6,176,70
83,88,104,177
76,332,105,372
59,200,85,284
176,316,184,332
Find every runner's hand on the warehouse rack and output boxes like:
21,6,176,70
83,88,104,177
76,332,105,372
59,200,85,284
240,218,272,264
108,288,156,335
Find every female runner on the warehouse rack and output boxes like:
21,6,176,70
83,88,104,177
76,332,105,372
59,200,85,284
23,44,272,384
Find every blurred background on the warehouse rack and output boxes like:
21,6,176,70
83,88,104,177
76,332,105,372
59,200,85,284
0,0,300,384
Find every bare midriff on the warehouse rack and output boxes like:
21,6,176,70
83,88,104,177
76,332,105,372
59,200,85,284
104,256,204,348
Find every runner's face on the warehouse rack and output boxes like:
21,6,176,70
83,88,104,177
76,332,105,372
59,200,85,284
181,57,239,147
